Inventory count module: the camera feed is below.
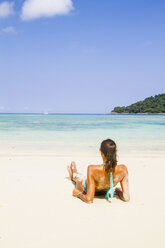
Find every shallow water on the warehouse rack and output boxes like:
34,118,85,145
0,114,165,156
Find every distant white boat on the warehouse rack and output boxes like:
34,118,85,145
43,112,49,115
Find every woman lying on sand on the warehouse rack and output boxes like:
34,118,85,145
67,139,130,203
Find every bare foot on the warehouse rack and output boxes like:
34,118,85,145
70,161,77,174
67,161,78,181
67,165,72,180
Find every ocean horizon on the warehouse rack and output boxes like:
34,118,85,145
0,113,165,115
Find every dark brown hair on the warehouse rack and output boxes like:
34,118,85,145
100,139,117,172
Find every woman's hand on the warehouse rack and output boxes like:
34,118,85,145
114,187,122,198
72,188,81,197
114,187,122,194
114,187,130,202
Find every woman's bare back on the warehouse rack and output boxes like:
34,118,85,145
68,162,130,203
89,164,128,192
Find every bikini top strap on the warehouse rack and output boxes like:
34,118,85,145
105,172,114,201
101,163,114,201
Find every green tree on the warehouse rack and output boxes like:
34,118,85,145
111,94,165,113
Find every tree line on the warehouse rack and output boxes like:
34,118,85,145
112,94,165,113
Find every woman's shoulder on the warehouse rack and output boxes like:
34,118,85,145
87,163,103,167
116,164,128,174
87,164,104,179
87,164,104,172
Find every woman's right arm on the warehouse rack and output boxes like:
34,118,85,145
115,167,130,202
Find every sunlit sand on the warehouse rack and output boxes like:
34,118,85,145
0,150,165,248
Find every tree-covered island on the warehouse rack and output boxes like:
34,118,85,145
111,94,165,114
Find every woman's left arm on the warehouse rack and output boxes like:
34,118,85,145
73,165,95,203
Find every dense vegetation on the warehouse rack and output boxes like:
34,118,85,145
111,94,165,113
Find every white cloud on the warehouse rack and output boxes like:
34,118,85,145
0,1,14,18
1,26,17,34
21,0,74,21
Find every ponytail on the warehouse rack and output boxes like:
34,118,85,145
100,139,117,172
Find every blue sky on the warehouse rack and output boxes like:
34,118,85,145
0,0,165,113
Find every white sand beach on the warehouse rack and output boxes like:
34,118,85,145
0,151,165,248
1,0,165,246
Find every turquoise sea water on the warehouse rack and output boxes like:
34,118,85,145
0,114,165,155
